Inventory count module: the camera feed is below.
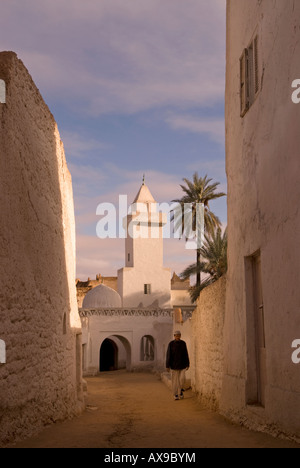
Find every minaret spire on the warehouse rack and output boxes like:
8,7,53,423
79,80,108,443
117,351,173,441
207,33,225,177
133,177,156,203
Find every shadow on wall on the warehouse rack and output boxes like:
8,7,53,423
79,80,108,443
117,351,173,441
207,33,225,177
0,52,83,447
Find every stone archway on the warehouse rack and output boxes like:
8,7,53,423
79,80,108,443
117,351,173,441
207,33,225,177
100,339,118,372
99,335,132,372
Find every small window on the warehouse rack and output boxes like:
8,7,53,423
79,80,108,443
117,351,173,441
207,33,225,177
140,335,155,361
245,252,266,406
144,284,151,295
128,253,130,262
240,35,259,117
240,48,249,116
253,36,259,94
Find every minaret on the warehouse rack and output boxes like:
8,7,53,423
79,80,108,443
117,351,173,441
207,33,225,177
117,179,171,308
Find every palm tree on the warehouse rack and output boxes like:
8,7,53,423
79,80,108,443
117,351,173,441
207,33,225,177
172,173,226,287
180,227,228,303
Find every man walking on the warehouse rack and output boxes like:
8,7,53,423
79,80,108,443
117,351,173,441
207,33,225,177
166,331,190,401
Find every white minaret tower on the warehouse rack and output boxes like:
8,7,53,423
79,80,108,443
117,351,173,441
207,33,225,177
117,178,171,308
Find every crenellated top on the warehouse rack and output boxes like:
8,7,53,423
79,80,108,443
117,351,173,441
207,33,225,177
80,308,174,318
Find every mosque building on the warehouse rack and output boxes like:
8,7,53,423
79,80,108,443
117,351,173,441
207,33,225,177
78,181,194,375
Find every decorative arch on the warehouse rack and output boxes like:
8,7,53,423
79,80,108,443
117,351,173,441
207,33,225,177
100,338,118,371
140,335,155,362
99,334,131,372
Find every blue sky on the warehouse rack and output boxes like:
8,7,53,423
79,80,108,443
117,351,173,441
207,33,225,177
0,0,227,279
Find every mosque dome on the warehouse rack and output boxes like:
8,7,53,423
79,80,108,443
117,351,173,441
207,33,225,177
82,284,122,308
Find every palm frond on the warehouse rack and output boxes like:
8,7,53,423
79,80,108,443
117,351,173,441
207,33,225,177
171,173,226,236
180,227,228,302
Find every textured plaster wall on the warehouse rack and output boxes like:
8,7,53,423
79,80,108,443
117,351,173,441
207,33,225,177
223,0,300,440
0,52,83,447
191,277,226,410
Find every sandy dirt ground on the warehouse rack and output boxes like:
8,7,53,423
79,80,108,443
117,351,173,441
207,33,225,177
12,370,299,449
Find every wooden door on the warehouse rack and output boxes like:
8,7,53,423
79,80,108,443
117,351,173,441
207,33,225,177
253,254,267,406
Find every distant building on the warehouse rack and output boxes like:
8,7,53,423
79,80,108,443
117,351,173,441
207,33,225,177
76,276,118,308
79,182,194,375
223,0,300,438
118,182,172,309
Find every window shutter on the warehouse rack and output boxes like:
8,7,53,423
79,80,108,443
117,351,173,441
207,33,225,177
240,49,249,117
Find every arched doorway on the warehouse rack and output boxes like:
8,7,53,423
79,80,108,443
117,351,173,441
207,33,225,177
100,338,118,372
99,334,132,372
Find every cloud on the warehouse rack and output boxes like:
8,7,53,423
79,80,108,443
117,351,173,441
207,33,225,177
103,167,184,203
61,131,110,159
68,159,187,239
165,114,225,145
68,163,108,198
65,138,227,279
76,235,124,279
72,161,227,279
69,156,227,236
76,229,197,281
0,0,227,279
164,238,197,273
0,0,226,115
185,159,227,200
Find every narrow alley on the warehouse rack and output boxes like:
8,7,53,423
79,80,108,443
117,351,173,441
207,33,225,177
12,371,298,449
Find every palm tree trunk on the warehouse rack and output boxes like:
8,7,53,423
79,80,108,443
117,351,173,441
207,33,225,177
196,248,201,287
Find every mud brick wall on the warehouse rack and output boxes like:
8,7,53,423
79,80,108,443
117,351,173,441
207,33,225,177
191,277,226,410
0,52,83,447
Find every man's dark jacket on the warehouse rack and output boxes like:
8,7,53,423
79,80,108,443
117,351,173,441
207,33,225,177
166,339,190,370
